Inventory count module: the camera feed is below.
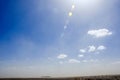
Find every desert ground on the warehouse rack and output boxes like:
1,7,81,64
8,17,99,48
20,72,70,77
0,75,120,80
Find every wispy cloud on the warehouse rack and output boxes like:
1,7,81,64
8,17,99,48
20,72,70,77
78,54,84,58
82,59,98,63
64,25,67,30
80,45,106,53
79,49,86,53
88,45,96,52
88,28,112,38
57,54,67,59
97,45,106,50
68,59,80,63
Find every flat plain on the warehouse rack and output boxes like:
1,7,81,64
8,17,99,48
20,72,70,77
0,75,120,80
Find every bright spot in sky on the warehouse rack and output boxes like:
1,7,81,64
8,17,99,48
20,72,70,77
78,0,100,6
64,25,67,29
72,5,75,9
69,12,72,16
73,0,102,12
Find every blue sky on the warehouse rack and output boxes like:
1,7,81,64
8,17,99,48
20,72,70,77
0,0,120,78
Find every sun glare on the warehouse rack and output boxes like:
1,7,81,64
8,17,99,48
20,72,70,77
74,0,101,8
69,12,73,16
72,5,75,9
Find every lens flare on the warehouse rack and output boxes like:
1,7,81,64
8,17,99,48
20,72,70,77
69,12,73,16
72,5,75,9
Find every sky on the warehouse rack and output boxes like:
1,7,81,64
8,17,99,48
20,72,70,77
0,0,120,78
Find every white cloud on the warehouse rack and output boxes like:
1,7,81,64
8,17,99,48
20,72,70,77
68,59,80,63
57,54,67,59
82,59,98,63
80,49,86,53
88,28,112,38
78,54,84,57
81,45,106,53
97,45,106,50
88,45,96,52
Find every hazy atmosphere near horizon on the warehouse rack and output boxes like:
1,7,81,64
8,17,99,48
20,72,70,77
0,0,120,78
